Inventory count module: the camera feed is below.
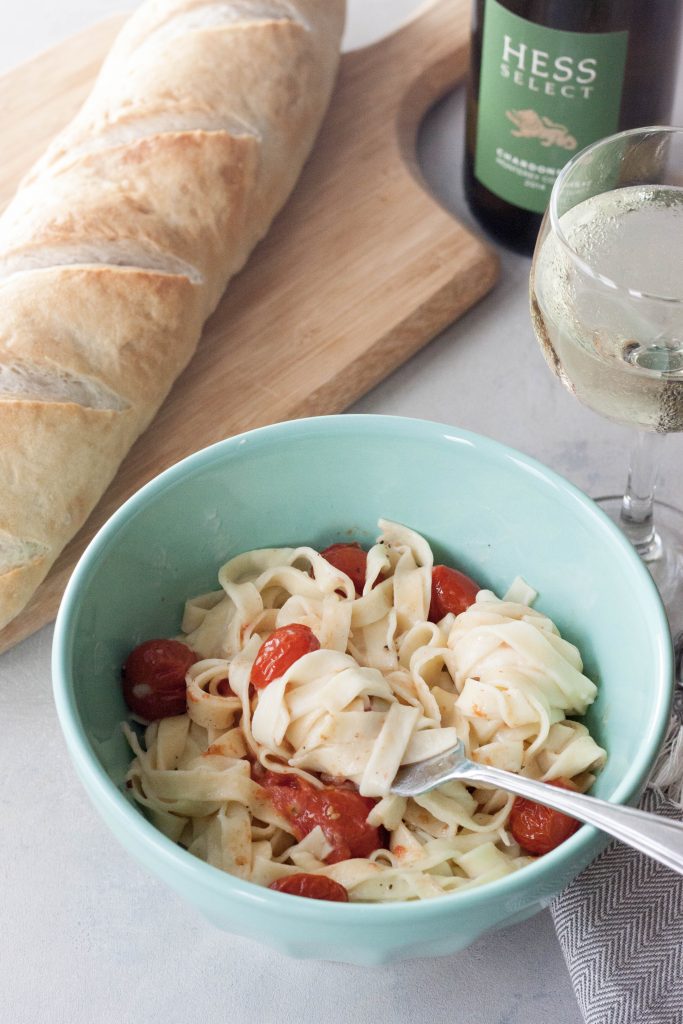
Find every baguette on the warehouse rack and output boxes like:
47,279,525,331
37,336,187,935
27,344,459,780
0,0,345,630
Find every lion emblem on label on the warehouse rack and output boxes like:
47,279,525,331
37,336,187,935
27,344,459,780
506,109,577,150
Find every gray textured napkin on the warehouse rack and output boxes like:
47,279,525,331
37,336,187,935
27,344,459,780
551,715,683,1024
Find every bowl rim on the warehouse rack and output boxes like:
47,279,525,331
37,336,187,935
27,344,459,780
52,414,674,919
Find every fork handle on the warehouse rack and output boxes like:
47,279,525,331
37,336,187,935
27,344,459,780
457,761,683,876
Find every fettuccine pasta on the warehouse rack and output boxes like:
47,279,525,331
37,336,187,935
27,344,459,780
123,519,606,902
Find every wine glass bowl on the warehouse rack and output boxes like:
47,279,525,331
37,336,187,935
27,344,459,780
531,127,683,431
529,126,683,659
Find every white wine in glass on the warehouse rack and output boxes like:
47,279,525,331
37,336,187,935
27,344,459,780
530,127,683,669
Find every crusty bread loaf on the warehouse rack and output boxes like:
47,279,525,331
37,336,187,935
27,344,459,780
0,0,345,630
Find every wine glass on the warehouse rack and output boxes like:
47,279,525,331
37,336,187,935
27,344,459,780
529,126,683,681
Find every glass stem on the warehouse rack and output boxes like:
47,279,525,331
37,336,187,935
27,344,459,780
619,431,664,560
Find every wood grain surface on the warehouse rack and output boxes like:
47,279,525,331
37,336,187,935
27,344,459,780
0,0,498,651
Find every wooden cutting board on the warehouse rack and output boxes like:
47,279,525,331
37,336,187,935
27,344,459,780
0,0,498,652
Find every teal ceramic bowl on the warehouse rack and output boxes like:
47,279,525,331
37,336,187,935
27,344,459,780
52,415,673,964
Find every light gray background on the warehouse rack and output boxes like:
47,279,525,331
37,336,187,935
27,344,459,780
1,3,682,1023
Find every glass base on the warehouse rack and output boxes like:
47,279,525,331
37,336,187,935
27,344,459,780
597,496,683,689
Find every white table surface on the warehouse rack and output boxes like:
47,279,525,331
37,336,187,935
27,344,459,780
2,3,682,1023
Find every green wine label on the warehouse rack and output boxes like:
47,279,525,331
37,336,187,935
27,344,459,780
474,0,628,213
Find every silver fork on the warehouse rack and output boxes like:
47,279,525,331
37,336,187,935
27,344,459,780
391,741,683,876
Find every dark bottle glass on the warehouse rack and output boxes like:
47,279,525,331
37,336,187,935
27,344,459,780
464,0,683,255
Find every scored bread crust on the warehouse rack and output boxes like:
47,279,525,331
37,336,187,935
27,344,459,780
0,0,345,631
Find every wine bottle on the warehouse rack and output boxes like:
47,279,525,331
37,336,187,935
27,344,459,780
464,0,683,254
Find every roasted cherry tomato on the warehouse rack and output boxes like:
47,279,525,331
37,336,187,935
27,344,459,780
509,779,581,855
316,787,383,862
428,564,480,622
122,639,197,720
268,873,349,901
320,542,368,596
259,773,325,839
251,623,320,689
260,772,383,863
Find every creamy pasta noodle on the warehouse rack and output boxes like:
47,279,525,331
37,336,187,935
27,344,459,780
122,519,606,902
